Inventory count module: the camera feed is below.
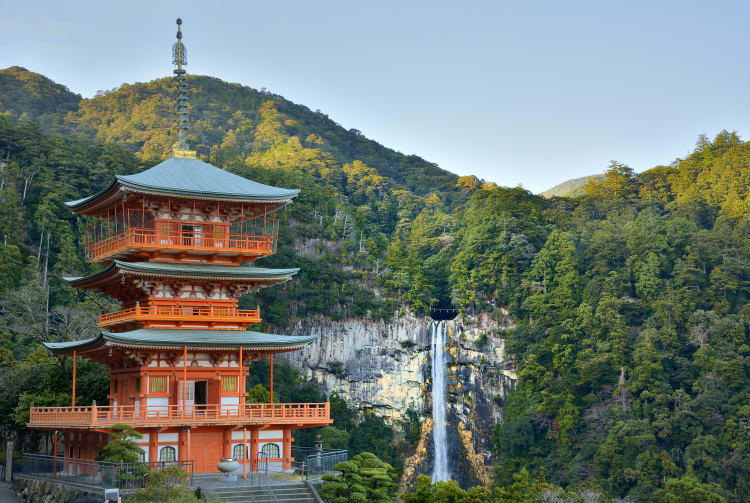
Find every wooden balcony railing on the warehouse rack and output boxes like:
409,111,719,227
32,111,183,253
98,304,261,327
85,227,276,263
28,402,331,429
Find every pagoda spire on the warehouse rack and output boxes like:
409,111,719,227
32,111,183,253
171,18,196,158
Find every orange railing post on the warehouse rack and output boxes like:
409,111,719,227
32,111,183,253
52,431,58,479
87,223,280,262
269,354,274,404
27,401,329,429
100,303,261,327
239,347,244,414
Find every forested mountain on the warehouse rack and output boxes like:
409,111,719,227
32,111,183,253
1,67,461,203
0,66,81,132
1,67,749,502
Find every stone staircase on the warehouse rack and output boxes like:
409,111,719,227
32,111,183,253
205,482,318,503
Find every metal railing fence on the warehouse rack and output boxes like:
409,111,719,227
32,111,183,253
304,450,348,479
21,453,193,489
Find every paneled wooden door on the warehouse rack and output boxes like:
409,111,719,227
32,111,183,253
190,430,223,473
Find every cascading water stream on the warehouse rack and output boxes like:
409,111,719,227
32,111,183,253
431,320,450,482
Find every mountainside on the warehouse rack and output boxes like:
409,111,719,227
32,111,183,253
0,66,82,132
539,174,603,198
0,67,462,205
1,68,750,502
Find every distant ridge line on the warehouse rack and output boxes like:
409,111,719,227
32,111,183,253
539,174,604,198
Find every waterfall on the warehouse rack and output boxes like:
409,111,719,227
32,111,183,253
431,320,450,482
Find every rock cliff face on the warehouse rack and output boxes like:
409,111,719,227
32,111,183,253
284,310,517,489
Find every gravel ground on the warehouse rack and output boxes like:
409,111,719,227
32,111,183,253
0,482,19,503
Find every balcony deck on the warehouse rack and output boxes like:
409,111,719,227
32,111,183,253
85,227,275,263
99,305,261,328
28,402,331,430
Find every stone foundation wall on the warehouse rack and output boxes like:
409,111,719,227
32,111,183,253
12,476,105,503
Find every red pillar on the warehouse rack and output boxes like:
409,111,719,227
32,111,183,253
222,428,232,459
71,350,77,407
178,429,186,462
182,346,187,418
149,429,158,463
249,428,259,472
282,427,292,472
239,347,244,414
269,354,274,403
242,428,247,479
66,431,74,473
52,431,58,479
185,428,191,468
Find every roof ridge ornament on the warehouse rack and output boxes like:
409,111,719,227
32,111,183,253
171,17,197,159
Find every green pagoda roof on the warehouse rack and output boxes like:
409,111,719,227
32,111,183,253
44,329,317,353
65,156,299,210
64,260,299,285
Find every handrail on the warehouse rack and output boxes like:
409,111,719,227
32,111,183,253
85,224,278,262
304,449,348,480
99,305,261,325
28,402,330,427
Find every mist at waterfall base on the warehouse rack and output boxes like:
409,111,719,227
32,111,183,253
431,320,450,482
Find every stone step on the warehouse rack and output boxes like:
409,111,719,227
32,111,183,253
208,486,308,496
217,498,314,503
208,482,308,489
208,495,315,503
213,497,314,502
210,490,311,497
205,484,316,503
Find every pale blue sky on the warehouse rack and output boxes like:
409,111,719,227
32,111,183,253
2,1,749,193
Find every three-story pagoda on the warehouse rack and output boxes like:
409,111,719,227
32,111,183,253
27,19,331,475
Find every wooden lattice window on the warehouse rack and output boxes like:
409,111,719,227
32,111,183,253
160,223,175,235
135,378,141,393
159,446,176,462
150,377,167,393
233,444,244,459
261,443,280,458
222,376,238,392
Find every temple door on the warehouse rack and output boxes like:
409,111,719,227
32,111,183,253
194,225,202,246
190,431,222,473
178,380,195,415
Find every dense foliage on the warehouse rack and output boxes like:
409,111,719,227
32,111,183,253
319,451,398,503
131,465,219,503
483,152,750,503
1,67,749,501
96,423,145,463
0,66,81,132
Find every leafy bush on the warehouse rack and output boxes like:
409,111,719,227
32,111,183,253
319,452,397,503
131,465,220,503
